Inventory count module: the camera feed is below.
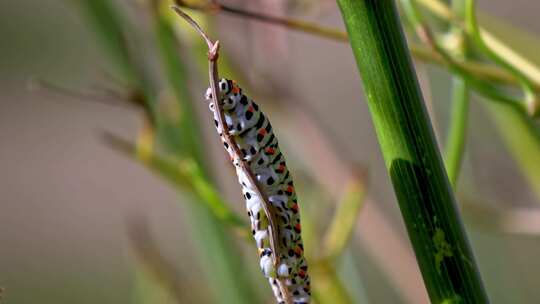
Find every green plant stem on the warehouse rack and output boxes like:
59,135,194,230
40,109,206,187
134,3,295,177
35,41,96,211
445,77,469,188
463,0,538,116
401,0,526,113
422,0,540,83
444,0,470,188
104,132,247,230
416,0,540,116
336,0,489,302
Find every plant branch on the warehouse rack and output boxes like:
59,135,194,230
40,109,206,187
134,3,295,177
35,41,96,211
173,0,540,94
464,0,539,116
102,131,248,233
417,0,540,84
174,0,349,42
401,0,528,113
415,0,540,116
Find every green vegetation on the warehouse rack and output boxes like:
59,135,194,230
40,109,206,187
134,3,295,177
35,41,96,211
46,0,540,303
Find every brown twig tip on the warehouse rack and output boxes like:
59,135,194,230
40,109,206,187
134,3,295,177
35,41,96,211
170,5,215,50
209,40,220,61
173,0,220,12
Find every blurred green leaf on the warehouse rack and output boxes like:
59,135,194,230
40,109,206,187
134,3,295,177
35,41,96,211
75,0,133,82
153,3,204,160
311,260,354,304
76,0,160,127
485,103,540,201
479,14,540,202
103,132,247,237
323,176,367,260
129,219,186,304
132,267,176,304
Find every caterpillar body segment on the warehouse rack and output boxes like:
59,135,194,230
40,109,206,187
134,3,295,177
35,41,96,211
205,79,311,304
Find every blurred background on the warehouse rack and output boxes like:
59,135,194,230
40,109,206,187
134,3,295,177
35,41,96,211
1,0,540,303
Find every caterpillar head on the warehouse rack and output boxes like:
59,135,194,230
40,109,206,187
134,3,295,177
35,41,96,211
204,79,242,111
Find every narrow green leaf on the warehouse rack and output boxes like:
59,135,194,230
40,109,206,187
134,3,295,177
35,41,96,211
129,219,186,304
485,103,540,201
75,0,134,82
444,0,470,188
323,176,367,260
132,267,175,304
103,132,247,235
445,77,469,188
311,260,354,304
153,5,204,161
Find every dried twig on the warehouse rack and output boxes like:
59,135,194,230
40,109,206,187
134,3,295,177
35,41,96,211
171,6,292,303
173,0,540,93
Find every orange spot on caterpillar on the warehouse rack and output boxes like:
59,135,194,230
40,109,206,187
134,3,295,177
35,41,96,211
294,246,303,257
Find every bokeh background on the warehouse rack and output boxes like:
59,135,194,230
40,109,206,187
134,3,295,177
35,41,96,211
1,0,540,303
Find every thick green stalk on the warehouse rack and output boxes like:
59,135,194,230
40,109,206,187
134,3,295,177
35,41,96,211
336,0,488,303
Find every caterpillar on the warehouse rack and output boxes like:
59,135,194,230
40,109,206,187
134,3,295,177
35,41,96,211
205,79,311,304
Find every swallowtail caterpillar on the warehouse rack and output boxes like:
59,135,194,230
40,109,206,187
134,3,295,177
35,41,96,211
172,7,310,304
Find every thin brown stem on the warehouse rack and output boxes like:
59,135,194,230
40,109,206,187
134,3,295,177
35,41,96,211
174,0,348,42
173,0,540,93
171,6,292,303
